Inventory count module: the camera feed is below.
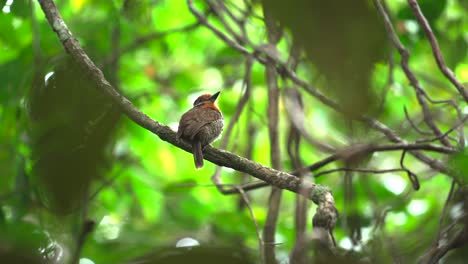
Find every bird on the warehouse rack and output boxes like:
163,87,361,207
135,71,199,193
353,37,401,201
177,91,224,169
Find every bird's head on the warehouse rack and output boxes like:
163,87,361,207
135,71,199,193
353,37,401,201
193,91,220,108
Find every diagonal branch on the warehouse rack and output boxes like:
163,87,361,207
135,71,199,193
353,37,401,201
407,0,468,102
221,141,456,193
187,0,454,179
37,0,337,218
373,0,451,147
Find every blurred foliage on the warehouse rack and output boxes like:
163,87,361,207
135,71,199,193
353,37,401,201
265,0,386,117
0,0,467,263
28,57,120,214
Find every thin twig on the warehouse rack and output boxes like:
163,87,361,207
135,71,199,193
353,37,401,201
433,180,456,247
188,0,251,56
407,0,468,102
314,167,412,178
234,185,264,262
400,150,419,190
284,88,336,153
421,94,465,147
223,57,253,149
416,115,468,144
377,2,395,117
207,0,245,44
373,0,451,148
219,141,456,193
189,0,453,178
211,56,253,187
404,106,432,135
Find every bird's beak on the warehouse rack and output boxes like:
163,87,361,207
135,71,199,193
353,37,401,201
209,91,220,102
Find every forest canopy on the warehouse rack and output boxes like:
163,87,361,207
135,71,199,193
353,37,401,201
1,0,467,263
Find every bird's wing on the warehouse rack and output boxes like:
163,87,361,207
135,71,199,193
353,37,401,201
177,108,222,141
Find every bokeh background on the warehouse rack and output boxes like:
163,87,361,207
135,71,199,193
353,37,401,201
1,0,467,263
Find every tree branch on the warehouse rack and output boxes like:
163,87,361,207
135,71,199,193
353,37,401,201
373,0,451,148
188,0,454,179
263,2,283,262
220,141,455,192
37,0,337,221
407,0,468,102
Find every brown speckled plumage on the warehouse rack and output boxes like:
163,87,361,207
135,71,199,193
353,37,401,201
177,92,224,168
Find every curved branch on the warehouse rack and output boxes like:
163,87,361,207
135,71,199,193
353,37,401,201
221,141,456,192
37,0,337,221
188,0,453,179
407,0,468,102
373,0,451,147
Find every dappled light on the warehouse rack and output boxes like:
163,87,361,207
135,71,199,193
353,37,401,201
0,0,467,263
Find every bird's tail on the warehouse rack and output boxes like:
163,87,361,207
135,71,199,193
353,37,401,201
193,141,204,169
